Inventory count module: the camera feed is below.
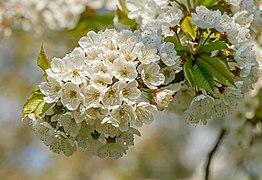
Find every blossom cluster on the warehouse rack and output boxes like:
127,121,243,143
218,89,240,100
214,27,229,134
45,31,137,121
118,0,261,125
23,0,262,158
182,4,260,124
28,29,180,158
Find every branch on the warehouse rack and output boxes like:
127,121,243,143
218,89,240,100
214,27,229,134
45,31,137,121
204,128,227,180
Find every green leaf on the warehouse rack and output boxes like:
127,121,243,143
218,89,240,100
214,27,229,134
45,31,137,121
199,41,228,53
176,46,189,56
193,60,214,92
209,4,227,13
37,45,50,72
35,101,54,118
183,59,194,87
22,88,44,120
197,0,218,7
203,29,220,39
181,16,198,40
200,56,235,86
165,36,180,47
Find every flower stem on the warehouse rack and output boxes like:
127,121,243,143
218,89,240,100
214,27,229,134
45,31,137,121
202,31,213,45
175,30,181,44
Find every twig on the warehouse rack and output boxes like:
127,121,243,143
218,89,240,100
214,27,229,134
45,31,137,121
175,30,181,44
202,31,213,45
204,128,227,180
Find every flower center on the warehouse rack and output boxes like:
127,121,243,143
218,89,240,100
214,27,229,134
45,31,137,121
72,69,80,77
68,90,77,98
121,68,128,77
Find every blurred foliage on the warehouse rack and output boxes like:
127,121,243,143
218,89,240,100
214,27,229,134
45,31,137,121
68,7,115,39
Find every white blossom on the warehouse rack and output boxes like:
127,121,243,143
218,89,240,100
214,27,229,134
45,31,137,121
116,127,141,146
154,89,174,110
61,82,83,110
160,67,177,85
138,63,165,89
192,6,221,29
111,104,136,131
40,75,62,103
85,106,109,120
90,72,112,90
82,85,104,109
185,95,215,125
59,113,81,137
120,81,141,104
97,143,126,159
49,134,76,156
126,0,150,19
97,121,120,137
235,44,257,67
233,10,254,28
157,7,182,27
102,82,123,109
118,40,138,62
133,42,160,64
216,14,238,34
32,119,55,145
79,31,101,50
62,49,90,85
135,102,157,127
71,105,87,123
113,58,138,82
159,42,179,67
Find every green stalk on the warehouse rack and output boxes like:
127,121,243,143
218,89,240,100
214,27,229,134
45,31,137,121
187,0,192,10
175,30,181,45
173,0,188,14
202,31,213,45
192,0,196,8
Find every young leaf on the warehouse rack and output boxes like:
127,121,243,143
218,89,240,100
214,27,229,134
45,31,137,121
35,101,54,118
193,60,214,92
200,55,235,86
22,88,44,120
198,41,228,53
203,30,220,39
37,45,51,72
181,16,198,40
197,0,218,7
183,58,194,87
